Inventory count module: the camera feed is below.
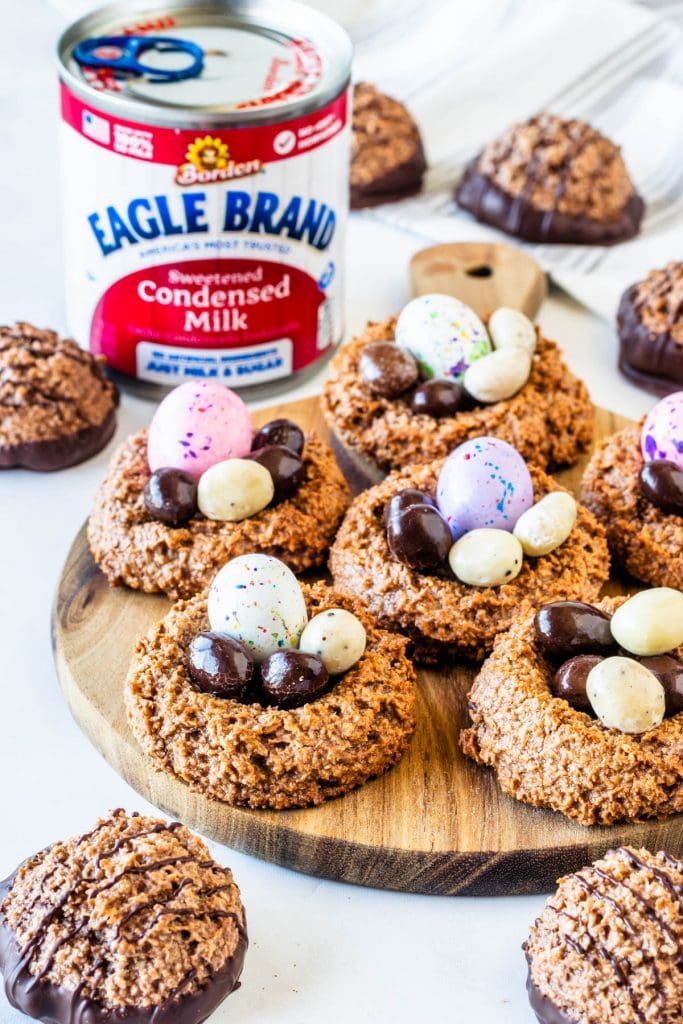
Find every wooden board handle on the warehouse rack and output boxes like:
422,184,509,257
410,242,548,319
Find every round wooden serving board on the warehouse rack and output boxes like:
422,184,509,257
53,397,683,896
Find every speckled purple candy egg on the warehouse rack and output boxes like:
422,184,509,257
147,381,253,479
436,436,534,540
641,391,683,471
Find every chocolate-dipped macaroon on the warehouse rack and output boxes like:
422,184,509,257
0,809,247,1024
524,846,682,1024
0,322,118,471
351,82,426,209
618,262,683,395
456,113,644,245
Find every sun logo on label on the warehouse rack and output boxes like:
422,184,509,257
185,135,230,171
175,134,264,185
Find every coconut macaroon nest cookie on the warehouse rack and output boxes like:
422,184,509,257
321,295,593,473
126,561,417,809
89,381,349,600
455,112,644,245
329,437,609,662
0,809,247,1024
0,322,118,471
617,261,683,395
350,81,426,209
461,591,683,826
581,393,683,590
525,846,683,1024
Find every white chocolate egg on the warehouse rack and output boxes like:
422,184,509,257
448,528,524,587
586,656,665,733
197,459,274,522
395,294,491,380
299,608,367,675
462,348,532,404
610,588,683,656
488,307,537,355
208,554,307,663
513,492,577,557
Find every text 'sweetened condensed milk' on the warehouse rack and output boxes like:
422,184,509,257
58,1,352,394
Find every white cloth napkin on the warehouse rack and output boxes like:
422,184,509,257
51,0,683,321
349,0,683,322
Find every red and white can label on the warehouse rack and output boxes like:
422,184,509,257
59,82,349,385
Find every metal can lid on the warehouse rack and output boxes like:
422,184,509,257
58,0,352,127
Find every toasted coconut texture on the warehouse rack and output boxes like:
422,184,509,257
524,846,683,1024
460,597,683,826
455,113,644,245
618,262,683,396
125,583,417,809
0,322,118,471
321,316,593,473
0,809,247,1024
581,422,683,590
88,430,350,600
350,82,426,208
328,460,609,662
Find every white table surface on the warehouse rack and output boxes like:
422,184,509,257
0,3,660,1022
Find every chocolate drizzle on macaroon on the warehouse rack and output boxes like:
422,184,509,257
456,113,644,245
0,809,248,1024
524,846,683,1024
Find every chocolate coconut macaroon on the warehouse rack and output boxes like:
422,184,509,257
350,82,426,208
0,810,248,1024
0,322,118,471
618,262,683,395
456,113,644,245
525,846,682,1023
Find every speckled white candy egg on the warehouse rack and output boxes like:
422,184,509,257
513,492,577,556
462,348,532,404
299,608,367,675
197,459,274,522
395,294,491,380
586,657,665,733
641,391,683,470
488,308,537,355
610,588,683,656
208,554,308,663
448,528,524,587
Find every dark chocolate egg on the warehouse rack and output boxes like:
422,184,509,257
410,379,464,418
249,444,305,504
551,654,603,713
534,601,615,660
383,488,435,527
260,650,329,709
144,468,198,526
386,503,452,575
636,654,683,716
252,418,304,456
187,631,254,700
359,341,419,398
638,460,683,515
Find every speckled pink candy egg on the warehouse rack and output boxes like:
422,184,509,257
147,381,253,479
436,436,534,540
641,391,683,470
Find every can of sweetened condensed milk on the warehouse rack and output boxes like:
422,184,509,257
58,0,352,396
